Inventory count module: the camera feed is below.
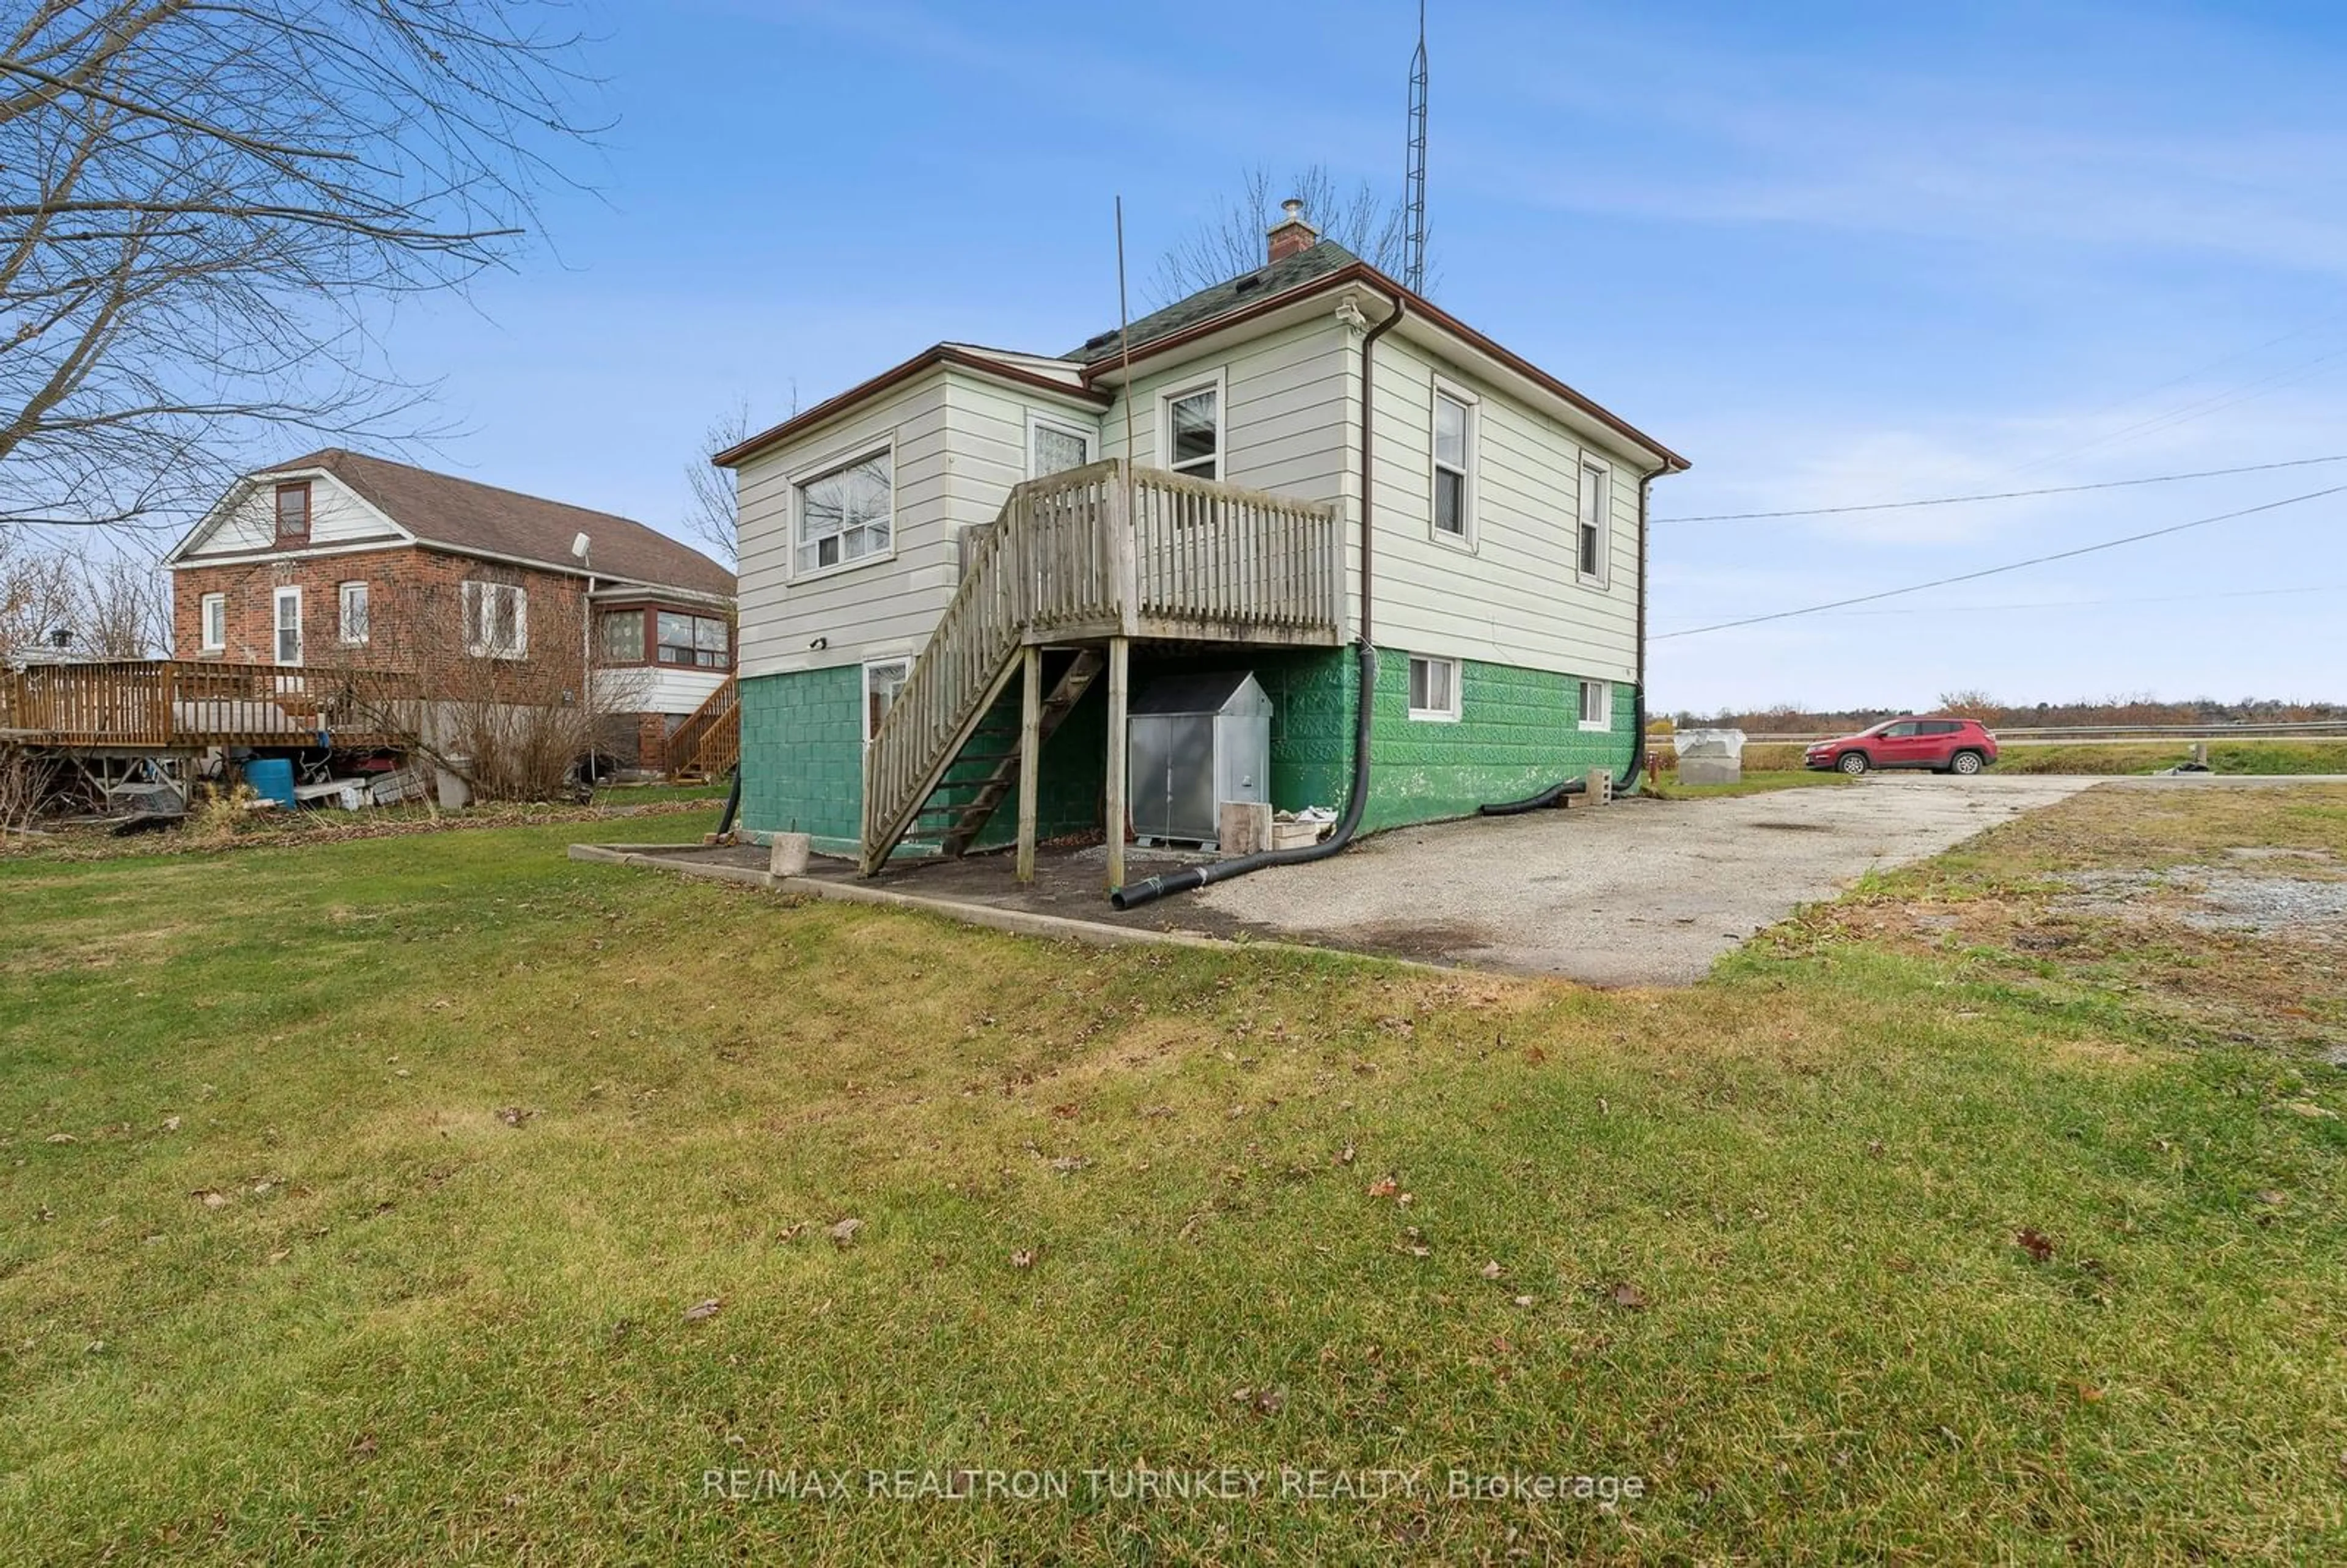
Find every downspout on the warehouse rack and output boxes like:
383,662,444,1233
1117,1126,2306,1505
1476,461,1662,814
1111,289,1406,911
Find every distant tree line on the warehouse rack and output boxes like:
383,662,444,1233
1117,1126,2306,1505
1670,694,2347,733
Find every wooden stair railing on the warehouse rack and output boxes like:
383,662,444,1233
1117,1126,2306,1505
857,460,1341,874
861,462,1130,873
667,673,739,780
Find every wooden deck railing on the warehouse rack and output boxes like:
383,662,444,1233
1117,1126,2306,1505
666,673,739,779
861,460,1340,871
0,659,417,749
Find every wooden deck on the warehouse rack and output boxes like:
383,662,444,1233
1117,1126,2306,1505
861,460,1343,876
0,659,417,751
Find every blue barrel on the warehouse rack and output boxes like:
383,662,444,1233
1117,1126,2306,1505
244,757,296,807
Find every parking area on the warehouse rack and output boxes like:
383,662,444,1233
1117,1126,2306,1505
1182,774,2101,983
666,773,2106,984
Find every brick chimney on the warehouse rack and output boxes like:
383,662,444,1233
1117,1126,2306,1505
1266,197,1318,263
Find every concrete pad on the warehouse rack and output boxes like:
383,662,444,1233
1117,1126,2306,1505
1188,775,2102,985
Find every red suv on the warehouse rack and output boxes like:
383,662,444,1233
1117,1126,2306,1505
1804,716,1999,776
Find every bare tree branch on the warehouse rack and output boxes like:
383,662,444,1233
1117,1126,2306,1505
1153,163,1426,305
0,1,605,532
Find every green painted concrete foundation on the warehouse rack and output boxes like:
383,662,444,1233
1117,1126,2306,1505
738,649,1640,858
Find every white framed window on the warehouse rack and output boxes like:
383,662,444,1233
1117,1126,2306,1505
793,445,894,577
337,580,369,646
462,580,527,660
864,658,910,742
656,610,730,669
1407,654,1460,722
1577,460,1612,586
1161,374,1224,481
1431,381,1477,545
1027,413,1094,479
271,585,303,666
199,593,226,652
1578,678,1612,732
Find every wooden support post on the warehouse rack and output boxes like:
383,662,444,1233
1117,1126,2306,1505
1105,636,1129,890
1015,646,1041,884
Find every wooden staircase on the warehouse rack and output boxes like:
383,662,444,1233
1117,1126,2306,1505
667,674,738,781
895,648,1103,857
859,460,1342,875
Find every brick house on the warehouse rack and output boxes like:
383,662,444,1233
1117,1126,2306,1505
164,450,735,772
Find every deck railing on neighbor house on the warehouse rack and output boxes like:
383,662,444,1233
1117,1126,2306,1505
861,460,1342,871
0,660,417,749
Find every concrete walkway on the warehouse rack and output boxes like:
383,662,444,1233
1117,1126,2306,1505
1189,775,2102,984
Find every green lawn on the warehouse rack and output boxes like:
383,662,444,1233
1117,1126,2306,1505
4,791,2344,1562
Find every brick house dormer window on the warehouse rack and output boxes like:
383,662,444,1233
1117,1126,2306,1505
274,481,312,544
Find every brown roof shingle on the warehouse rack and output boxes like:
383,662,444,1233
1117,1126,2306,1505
268,449,734,599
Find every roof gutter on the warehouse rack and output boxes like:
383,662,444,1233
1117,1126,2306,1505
1110,286,1407,911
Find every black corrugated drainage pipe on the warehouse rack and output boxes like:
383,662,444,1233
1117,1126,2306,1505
1111,290,1408,912
714,763,743,838
1475,467,1661,815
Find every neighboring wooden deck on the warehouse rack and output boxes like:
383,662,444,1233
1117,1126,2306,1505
0,660,416,752
861,460,1343,874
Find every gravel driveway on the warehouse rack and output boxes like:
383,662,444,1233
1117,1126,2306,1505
1191,775,2102,984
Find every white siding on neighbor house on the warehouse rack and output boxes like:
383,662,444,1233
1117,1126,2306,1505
734,368,1104,680
597,665,727,716
182,473,402,557
1365,331,1646,683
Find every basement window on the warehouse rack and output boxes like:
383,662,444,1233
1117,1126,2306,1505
1578,679,1612,732
1407,654,1460,722
864,658,909,742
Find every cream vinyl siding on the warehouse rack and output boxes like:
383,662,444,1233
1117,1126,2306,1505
1366,332,1642,683
182,474,402,556
735,374,952,678
1097,315,1356,510
735,368,1103,679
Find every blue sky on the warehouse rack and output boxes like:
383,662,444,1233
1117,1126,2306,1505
376,0,2347,713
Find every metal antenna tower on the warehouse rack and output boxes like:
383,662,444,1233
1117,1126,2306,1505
1403,0,1428,293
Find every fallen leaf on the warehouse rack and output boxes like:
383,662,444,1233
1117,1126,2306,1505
266,1249,290,1266
683,1297,723,1322
2015,1228,2055,1263
1011,1248,1038,1269
496,1106,535,1127
1865,1139,1884,1158
1395,1192,1415,1208
1611,1281,1650,1311
828,1217,864,1247
1524,1046,1547,1065
350,1434,378,1457
775,1222,807,1244
1048,1156,1087,1175
1398,1242,1431,1258
2284,1101,2338,1119
2076,1383,2105,1404
193,1189,227,1209
1366,1177,1398,1199
2255,1190,2288,1207
161,1116,182,1132
1479,1260,1505,1280
1334,1144,1356,1167
44,1133,75,1145
1049,1103,1079,1120
1511,1294,1534,1309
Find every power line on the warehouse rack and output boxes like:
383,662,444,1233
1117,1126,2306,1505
1810,582,2347,617
1656,453,2347,524
1653,483,2347,641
